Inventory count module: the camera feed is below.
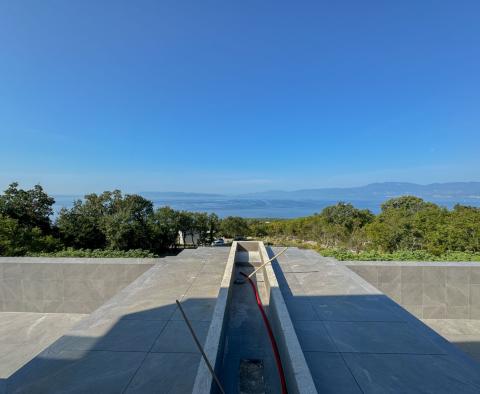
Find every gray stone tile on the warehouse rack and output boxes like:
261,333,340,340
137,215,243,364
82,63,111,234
324,321,444,354
294,321,337,351
343,353,480,393
402,266,423,283
61,319,167,352
447,267,470,285
312,295,404,322
423,305,447,319
349,266,379,287
401,282,422,305
21,280,44,301
102,298,178,321
423,267,446,285
42,280,63,301
151,320,210,353
0,279,22,301
304,352,362,393
471,268,480,284
7,350,145,394
446,283,469,306
403,304,423,318
470,304,480,319
470,284,480,305
378,282,401,303
423,284,446,306
184,284,220,297
2,264,22,280
285,298,318,321
446,306,469,319
125,353,201,394
170,299,216,322
379,266,400,283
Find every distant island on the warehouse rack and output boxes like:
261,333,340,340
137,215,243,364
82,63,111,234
53,182,480,218
139,182,480,201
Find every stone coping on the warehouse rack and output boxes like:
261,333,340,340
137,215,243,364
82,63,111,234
0,257,159,265
343,260,480,267
260,243,317,394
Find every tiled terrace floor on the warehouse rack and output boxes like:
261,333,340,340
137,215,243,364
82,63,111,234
5,247,230,394
272,247,480,394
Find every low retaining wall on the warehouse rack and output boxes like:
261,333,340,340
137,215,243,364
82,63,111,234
0,260,153,313
345,262,480,319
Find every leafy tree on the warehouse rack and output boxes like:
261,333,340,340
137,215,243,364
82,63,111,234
0,215,60,256
150,206,180,250
220,216,249,238
322,202,374,232
56,191,124,249
366,196,438,252
0,182,55,233
248,219,269,238
102,194,154,250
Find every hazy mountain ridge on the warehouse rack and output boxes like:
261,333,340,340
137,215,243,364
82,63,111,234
237,182,480,200
52,182,480,218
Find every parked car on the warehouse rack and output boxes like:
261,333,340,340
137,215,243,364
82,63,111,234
211,239,225,246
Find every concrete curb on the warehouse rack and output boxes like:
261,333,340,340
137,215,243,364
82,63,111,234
192,242,237,394
259,243,318,394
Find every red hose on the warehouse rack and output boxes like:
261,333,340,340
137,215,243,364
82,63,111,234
240,272,288,394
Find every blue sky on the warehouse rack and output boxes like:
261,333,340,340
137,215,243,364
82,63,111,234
1,1,479,194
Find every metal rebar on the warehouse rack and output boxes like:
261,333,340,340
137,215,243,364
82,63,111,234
175,300,225,394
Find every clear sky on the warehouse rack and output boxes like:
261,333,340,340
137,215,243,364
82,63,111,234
1,1,479,194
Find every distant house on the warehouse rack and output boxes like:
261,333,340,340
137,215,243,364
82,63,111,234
177,230,201,246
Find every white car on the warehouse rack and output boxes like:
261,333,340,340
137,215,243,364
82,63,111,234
211,239,225,246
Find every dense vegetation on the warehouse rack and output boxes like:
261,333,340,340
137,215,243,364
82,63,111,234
1,183,479,261
261,198,480,261
0,183,220,256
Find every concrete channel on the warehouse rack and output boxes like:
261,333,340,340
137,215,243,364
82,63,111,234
193,241,316,394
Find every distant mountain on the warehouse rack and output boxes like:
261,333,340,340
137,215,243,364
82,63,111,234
237,182,480,201
139,191,226,200
52,182,480,218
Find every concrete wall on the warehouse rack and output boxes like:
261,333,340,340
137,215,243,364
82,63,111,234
346,263,480,319
0,262,153,313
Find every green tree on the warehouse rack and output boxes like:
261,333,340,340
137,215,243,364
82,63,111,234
366,196,436,252
56,191,124,249
0,215,60,256
0,182,55,233
220,216,249,238
150,206,181,250
102,194,154,250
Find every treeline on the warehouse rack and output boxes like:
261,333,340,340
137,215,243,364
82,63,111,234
261,197,480,256
0,183,248,256
1,183,480,259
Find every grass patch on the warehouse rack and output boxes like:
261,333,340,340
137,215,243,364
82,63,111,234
318,248,480,262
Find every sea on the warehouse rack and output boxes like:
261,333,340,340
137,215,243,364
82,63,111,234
52,195,480,219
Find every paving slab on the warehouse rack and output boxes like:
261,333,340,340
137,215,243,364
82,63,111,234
0,312,87,379
125,353,201,393
5,247,230,394
272,247,480,393
343,353,480,393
